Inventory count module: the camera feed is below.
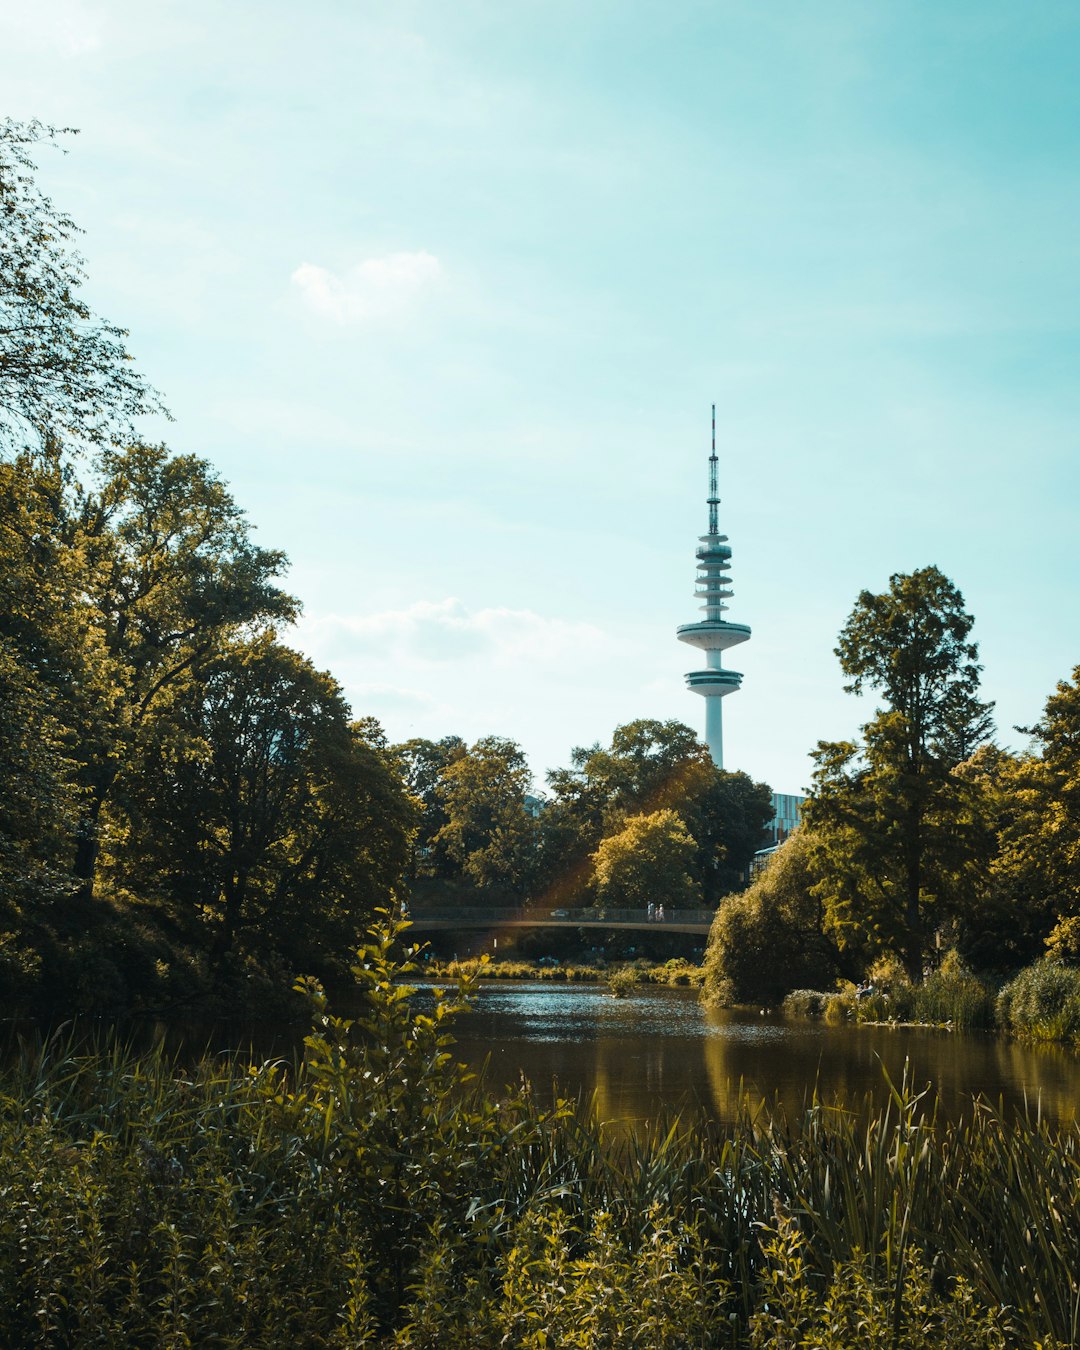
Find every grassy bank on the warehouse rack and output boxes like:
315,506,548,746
424,955,704,987
1,917,1078,1347
780,954,1080,1045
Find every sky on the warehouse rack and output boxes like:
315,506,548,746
5,1,1080,795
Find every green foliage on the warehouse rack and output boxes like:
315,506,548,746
428,956,607,982
593,807,702,911
1045,913,1080,964
749,1212,1008,1349
434,735,538,893
114,637,415,966
996,958,1080,1042
0,119,166,451
909,956,994,1029
2,925,1080,1345
607,966,639,997
543,719,772,910
785,953,995,1030
702,832,839,1007
394,733,467,880
805,567,995,982
989,667,1080,967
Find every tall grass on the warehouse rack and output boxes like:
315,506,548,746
2,921,1080,1346
783,955,996,1031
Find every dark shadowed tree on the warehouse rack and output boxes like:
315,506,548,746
70,441,295,891
112,638,415,967
393,735,467,880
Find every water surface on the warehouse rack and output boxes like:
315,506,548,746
449,982,1080,1129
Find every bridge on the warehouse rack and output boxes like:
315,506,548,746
406,905,716,936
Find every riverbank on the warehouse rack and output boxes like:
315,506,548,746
1,923,1076,1348
777,956,1080,1047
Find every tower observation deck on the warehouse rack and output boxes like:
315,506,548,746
676,407,750,768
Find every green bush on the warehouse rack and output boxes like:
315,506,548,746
996,958,1080,1041
782,989,831,1018
702,832,838,1008
912,958,994,1029
749,1211,1008,1349
607,966,638,998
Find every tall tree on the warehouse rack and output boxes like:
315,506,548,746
804,566,995,980
543,719,771,906
70,441,295,890
112,638,415,965
991,667,1080,962
685,770,774,904
435,736,536,894
0,120,165,451
393,735,467,879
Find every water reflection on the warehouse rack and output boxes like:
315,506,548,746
450,983,1080,1129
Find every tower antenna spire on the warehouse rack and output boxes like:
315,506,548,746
708,403,719,536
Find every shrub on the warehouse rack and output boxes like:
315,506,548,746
702,832,838,1008
912,954,994,1029
607,966,638,998
782,989,830,1018
749,1212,1008,1349
997,959,1080,1041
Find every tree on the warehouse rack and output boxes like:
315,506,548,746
0,120,165,451
112,637,415,966
992,667,1080,962
804,567,995,981
592,808,701,912
435,736,537,894
70,441,295,890
393,735,467,879
542,719,771,907
549,719,711,840
702,831,839,1007
683,769,774,904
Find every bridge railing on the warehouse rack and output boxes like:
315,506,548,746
407,905,717,926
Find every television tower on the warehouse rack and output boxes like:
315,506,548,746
676,407,750,768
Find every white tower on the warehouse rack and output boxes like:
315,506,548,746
676,407,750,768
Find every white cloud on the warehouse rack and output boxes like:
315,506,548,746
295,598,605,666
291,250,442,323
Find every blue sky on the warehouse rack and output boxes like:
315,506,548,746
6,1,1079,794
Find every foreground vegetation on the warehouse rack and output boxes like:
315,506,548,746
0,917,1077,1348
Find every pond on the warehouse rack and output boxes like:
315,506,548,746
448,982,1080,1129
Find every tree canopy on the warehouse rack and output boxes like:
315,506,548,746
805,566,995,980
0,120,165,450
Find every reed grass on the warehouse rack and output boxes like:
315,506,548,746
2,922,1079,1346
